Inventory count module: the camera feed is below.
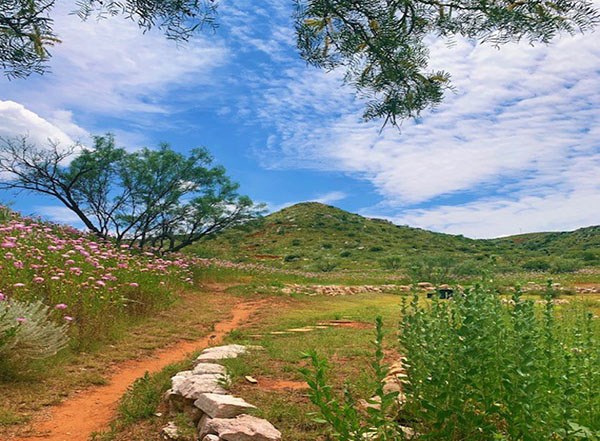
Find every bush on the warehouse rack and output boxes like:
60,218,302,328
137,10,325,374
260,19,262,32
454,259,485,276
283,254,301,262
301,318,406,440
406,255,462,283
307,286,600,440
399,285,600,439
0,298,68,364
549,258,582,274
380,256,402,270
580,251,599,263
340,250,352,258
315,259,339,272
522,258,551,272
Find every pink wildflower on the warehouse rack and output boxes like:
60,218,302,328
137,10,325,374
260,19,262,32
13,283,25,287
55,303,68,310
129,282,139,287
16,317,26,323
33,276,45,283
64,316,74,322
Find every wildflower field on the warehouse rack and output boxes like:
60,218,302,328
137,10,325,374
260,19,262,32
0,207,197,365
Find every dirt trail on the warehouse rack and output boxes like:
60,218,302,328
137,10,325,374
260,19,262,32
14,297,263,441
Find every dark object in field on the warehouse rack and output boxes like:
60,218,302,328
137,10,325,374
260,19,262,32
427,288,454,299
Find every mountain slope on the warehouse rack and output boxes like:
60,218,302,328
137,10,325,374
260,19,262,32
190,202,501,271
189,202,600,274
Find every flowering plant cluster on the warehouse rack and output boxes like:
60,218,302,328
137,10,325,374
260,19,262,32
0,210,196,347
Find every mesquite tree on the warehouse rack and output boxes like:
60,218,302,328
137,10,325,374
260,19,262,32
0,134,260,252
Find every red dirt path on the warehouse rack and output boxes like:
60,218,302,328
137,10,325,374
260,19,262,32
11,300,263,441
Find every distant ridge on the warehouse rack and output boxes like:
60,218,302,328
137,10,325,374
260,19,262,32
188,202,599,274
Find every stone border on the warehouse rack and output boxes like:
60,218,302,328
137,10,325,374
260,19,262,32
162,344,282,441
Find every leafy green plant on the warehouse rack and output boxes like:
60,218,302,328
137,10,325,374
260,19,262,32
522,257,552,272
284,254,302,262
549,258,582,274
380,256,402,270
301,317,407,440
315,259,339,272
399,285,600,440
406,255,460,283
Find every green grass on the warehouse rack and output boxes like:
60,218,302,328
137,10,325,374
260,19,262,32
91,273,600,441
216,292,406,441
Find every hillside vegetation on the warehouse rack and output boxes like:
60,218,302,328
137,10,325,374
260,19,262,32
189,202,600,276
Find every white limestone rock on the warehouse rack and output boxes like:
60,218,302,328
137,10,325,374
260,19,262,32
194,393,257,418
193,363,228,376
195,345,248,363
170,371,195,390
201,414,281,441
171,374,228,400
198,414,213,437
161,422,181,440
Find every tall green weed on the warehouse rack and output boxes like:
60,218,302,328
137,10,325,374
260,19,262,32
400,285,599,440
305,286,600,440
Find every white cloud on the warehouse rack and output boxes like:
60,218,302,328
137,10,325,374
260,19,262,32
249,29,600,236
390,186,600,239
266,190,348,213
34,205,84,226
0,100,80,146
0,1,229,119
314,191,348,205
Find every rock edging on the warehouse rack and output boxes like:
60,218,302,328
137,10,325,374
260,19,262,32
162,344,282,441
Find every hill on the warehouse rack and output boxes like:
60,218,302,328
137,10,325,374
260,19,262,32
190,202,600,275
494,226,600,255
189,202,599,276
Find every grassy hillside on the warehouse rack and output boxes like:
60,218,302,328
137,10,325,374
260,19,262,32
189,202,600,276
494,226,600,260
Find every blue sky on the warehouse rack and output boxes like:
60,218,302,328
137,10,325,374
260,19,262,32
0,0,599,238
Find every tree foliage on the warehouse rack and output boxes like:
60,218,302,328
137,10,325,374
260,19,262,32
0,0,217,78
295,0,599,126
0,1,598,126
0,0,59,78
0,134,260,253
